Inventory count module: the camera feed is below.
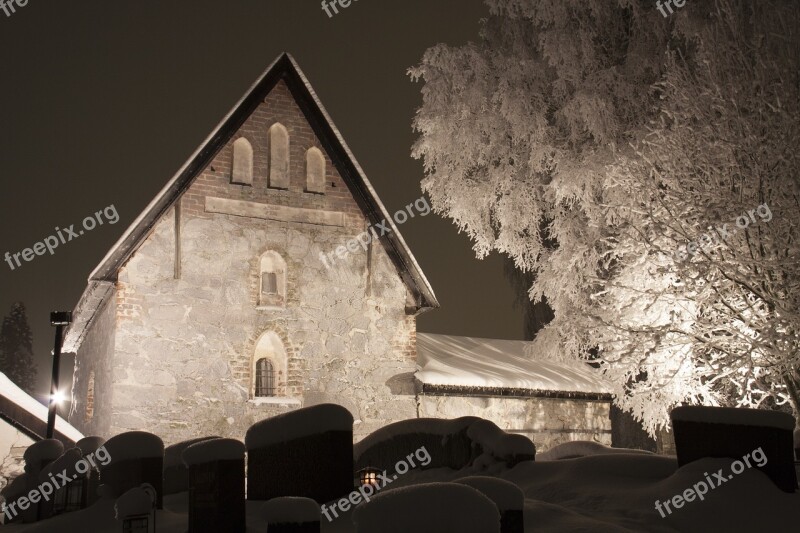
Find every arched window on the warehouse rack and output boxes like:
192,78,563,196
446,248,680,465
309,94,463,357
84,371,95,423
254,358,275,397
268,123,290,189
231,137,253,185
251,331,288,398
305,147,325,193
259,251,286,308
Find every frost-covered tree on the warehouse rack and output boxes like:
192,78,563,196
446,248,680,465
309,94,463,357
410,0,800,433
0,302,37,394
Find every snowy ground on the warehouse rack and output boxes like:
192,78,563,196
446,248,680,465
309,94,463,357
3,446,798,532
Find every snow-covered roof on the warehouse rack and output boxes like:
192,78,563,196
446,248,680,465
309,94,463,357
0,371,84,445
415,333,611,396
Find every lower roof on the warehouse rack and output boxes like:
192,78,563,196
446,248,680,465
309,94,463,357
0,372,84,446
415,333,612,397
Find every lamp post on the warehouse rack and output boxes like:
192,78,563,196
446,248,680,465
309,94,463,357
47,311,72,439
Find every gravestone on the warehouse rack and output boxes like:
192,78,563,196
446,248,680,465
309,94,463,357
245,404,353,503
99,431,165,507
183,438,246,533
164,437,219,495
37,448,82,520
0,473,28,524
671,406,797,492
22,439,63,522
114,483,156,533
75,436,106,508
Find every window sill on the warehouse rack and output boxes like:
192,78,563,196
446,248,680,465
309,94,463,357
256,305,286,312
248,397,301,407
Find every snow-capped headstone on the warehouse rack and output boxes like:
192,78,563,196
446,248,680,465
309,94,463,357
36,447,82,519
455,476,524,533
114,484,156,533
98,431,164,507
352,482,501,533
20,439,64,522
23,439,63,473
182,438,246,533
74,436,105,509
671,406,797,492
75,436,106,456
0,473,28,524
164,436,219,495
245,403,353,503
261,497,321,532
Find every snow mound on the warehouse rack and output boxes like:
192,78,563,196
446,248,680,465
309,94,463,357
182,438,245,466
416,332,610,394
76,436,106,457
114,486,155,519
165,437,219,468
23,439,64,472
467,420,536,466
260,496,320,524
102,431,164,464
671,406,795,430
355,417,534,473
245,403,353,450
454,476,524,512
354,417,479,456
537,441,654,461
352,482,501,533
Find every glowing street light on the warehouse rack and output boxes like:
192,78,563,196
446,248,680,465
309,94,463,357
46,311,72,439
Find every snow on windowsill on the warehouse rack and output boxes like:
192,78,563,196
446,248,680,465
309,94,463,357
248,397,301,407
256,305,286,312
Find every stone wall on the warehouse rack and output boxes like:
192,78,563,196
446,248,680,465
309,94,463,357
418,394,612,452
0,427,33,492
102,80,418,445
68,294,116,437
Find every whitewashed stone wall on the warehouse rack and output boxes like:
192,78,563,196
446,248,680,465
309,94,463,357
0,427,33,492
418,395,612,452
89,208,417,445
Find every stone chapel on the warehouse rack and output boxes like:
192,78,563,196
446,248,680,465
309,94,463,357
62,53,439,445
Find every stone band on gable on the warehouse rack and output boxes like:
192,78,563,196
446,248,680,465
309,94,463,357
204,196,345,227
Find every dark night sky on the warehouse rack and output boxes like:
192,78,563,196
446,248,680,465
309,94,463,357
0,1,526,401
